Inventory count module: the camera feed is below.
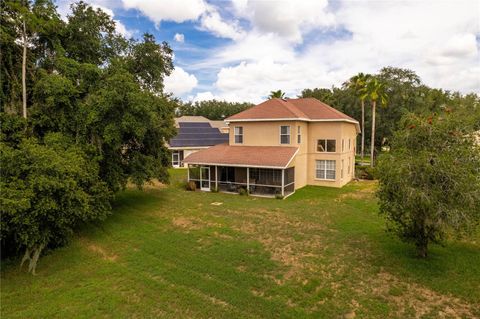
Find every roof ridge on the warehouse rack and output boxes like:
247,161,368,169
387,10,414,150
277,99,308,119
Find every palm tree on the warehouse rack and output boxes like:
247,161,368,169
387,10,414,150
362,77,387,167
346,73,371,160
269,90,286,99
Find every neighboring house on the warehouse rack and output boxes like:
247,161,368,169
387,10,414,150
183,98,359,197
168,116,229,168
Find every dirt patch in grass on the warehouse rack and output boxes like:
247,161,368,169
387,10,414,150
171,216,220,231
226,208,330,284
370,271,478,318
80,238,118,261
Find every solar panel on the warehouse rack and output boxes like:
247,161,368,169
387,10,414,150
170,121,228,147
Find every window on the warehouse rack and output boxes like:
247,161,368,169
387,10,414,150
317,139,336,152
280,125,290,144
341,159,344,179
234,126,243,144
316,160,336,180
348,138,351,150
297,126,301,144
342,139,345,152
172,150,183,167
348,157,351,174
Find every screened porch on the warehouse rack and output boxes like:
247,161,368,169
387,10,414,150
187,165,295,198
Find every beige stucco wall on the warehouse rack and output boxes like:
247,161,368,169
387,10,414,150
228,120,357,188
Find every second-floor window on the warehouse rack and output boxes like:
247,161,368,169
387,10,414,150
317,139,336,152
234,126,243,144
280,125,290,144
297,126,301,144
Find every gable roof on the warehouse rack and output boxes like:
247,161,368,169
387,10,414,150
183,144,298,169
226,98,359,131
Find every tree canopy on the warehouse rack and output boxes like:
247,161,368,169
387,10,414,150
376,111,480,257
0,0,177,272
176,99,253,120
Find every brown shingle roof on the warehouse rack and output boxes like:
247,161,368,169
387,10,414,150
226,98,357,123
183,144,298,168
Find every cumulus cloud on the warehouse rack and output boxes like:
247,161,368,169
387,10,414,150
198,4,244,40
174,33,185,43
196,0,479,102
232,0,335,43
122,0,206,25
164,67,198,95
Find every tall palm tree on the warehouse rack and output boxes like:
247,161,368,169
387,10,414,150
269,90,286,99
362,77,387,167
346,73,371,160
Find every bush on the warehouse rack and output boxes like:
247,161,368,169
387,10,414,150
185,181,196,191
211,186,219,193
275,194,284,200
355,165,376,180
238,187,249,196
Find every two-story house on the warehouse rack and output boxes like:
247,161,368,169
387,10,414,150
183,98,359,197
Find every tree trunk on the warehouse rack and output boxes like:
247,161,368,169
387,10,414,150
20,247,30,269
19,244,45,275
22,11,27,119
361,100,365,160
370,100,376,168
416,240,428,258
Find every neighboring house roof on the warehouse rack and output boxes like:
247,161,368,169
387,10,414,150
226,98,359,131
183,144,299,169
175,116,228,129
169,122,229,148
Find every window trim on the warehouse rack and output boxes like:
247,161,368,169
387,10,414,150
315,160,336,181
234,126,243,144
316,139,336,153
280,125,291,145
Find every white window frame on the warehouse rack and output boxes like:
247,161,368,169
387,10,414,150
172,151,180,168
297,126,301,144
280,125,291,144
315,160,336,181
341,159,344,179
234,126,243,144
316,139,336,153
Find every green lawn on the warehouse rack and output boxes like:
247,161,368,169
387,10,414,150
2,169,479,318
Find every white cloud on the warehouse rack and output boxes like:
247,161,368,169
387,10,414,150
232,0,335,43
192,91,218,102
122,0,206,25
199,5,244,40
195,0,479,102
174,33,185,43
164,67,198,96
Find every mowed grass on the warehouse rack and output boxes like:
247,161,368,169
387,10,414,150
2,169,479,318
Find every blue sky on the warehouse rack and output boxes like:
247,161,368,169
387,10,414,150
57,0,480,103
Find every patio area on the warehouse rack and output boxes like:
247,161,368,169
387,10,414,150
187,165,295,198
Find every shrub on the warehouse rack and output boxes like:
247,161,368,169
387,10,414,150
211,186,219,193
185,181,196,191
238,187,249,196
355,165,376,180
275,194,284,200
